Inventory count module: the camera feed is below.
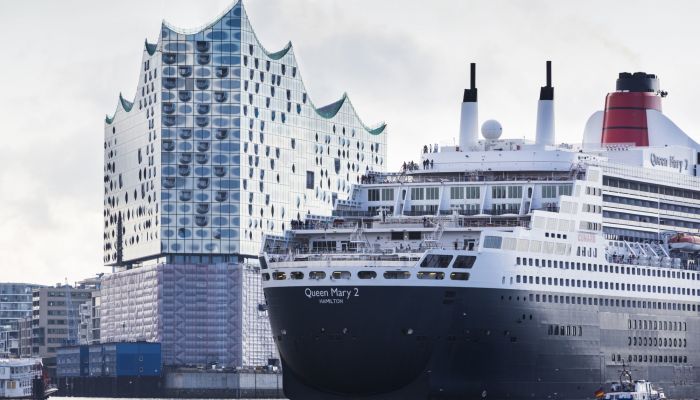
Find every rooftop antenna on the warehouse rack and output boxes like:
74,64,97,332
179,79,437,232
470,63,476,91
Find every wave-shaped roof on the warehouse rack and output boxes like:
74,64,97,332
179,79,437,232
313,93,386,135
105,93,134,124
105,0,386,135
144,40,157,56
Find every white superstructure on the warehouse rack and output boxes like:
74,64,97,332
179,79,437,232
0,359,41,399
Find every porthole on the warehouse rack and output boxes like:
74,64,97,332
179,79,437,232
383,271,410,279
358,271,377,279
309,271,326,280
272,272,286,280
331,271,351,280
450,272,470,281
290,272,304,280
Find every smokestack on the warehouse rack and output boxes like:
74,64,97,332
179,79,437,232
600,72,662,147
458,63,478,150
535,61,555,147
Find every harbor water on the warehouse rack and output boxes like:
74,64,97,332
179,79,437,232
54,398,286,400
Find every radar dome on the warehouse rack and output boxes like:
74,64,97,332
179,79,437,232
481,120,502,140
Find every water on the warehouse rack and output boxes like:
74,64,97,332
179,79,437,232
54,398,286,400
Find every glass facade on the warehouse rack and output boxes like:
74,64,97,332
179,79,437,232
0,283,42,329
103,1,387,265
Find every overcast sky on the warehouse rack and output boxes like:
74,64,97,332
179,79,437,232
1,0,699,285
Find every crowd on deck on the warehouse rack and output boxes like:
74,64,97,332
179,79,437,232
401,159,435,172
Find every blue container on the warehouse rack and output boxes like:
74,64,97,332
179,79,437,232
59,342,162,378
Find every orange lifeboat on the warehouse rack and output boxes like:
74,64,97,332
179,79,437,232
669,233,700,251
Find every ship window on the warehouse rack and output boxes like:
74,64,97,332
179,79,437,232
417,271,445,280
408,232,422,240
453,256,476,268
290,272,304,280
272,272,286,280
450,272,470,281
483,236,502,249
358,271,377,279
308,271,327,280
384,271,410,279
420,254,453,268
331,271,351,280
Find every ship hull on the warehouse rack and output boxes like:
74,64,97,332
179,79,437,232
265,285,700,400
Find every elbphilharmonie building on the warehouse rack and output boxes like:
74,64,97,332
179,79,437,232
100,1,387,367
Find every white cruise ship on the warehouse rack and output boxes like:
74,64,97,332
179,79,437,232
260,63,700,400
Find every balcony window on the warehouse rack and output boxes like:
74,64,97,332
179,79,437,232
178,165,191,176
215,129,228,140
162,116,176,127
178,91,192,102
195,116,209,127
179,153,192,164
162,53,176,64
178,128,192,139
195,153,209,164
195,79,209,90
196,104,210,115
195,216,209,227
214,92,227,103
162,103,175,114
215,191,228,202
196,41,210,52
197,141,210,152
215,67,229,78
163,78,177,90
197,54,211,65
179,190,192,201
178,66,192,77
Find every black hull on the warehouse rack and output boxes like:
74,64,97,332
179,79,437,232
264,285,700,400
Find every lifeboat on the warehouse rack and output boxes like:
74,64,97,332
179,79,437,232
669,233,700,251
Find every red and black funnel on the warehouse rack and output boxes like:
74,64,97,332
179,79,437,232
601,72,663,147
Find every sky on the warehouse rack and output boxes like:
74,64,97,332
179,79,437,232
1,0,700,285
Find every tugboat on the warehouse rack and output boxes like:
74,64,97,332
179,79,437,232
597,364,666,400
